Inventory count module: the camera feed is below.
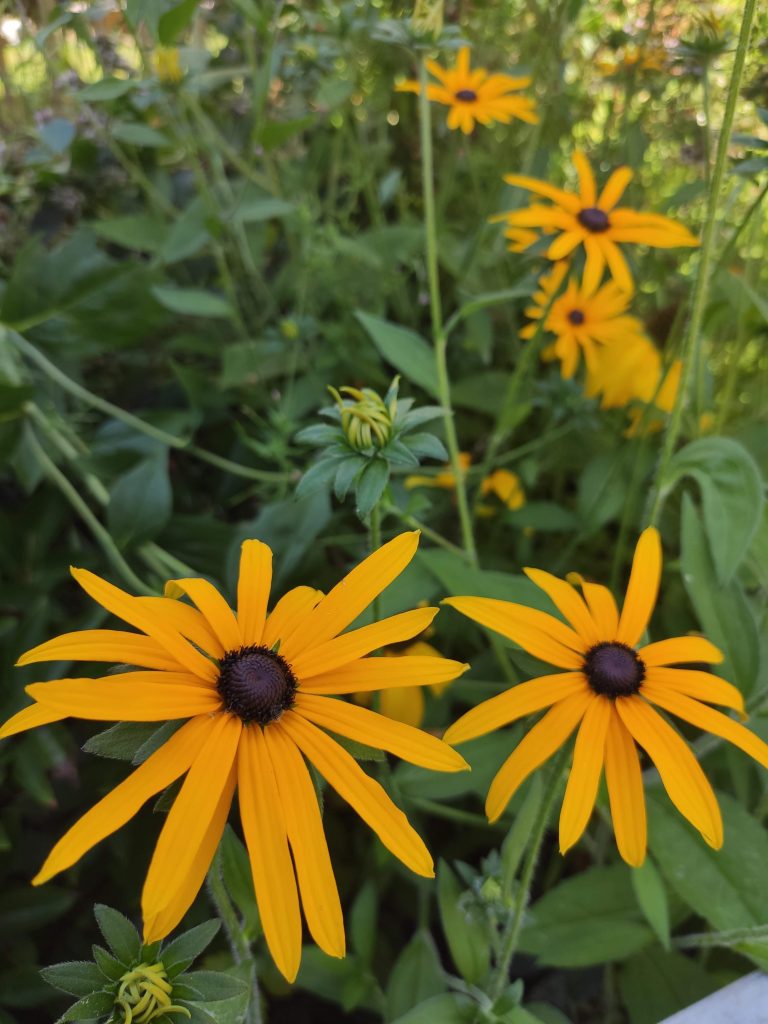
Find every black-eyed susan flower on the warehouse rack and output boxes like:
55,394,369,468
358,640,453,728
520,264,650,378
1,533,468,982
596,43,668,77
496,151,699,293
406,455,525,514
396,47,538,134
443,528,768,866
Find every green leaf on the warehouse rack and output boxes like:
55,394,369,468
355,458,390,518
0,887,75,932
355,311,439,398
386,931,447,1022
618,947,720,1024
218,827,260,939
151,285,233,318
349,881,378,966
233,197,295,223
158,0,200,44
417,548,549,608
39,962,106,997
258,116,315,151
83,722,168,761
93,905,141,965
334,456,364,501
436,860,490,984
78,77,137,101
179,971,248,1001
92,944,124,981
107,454,172,548
680,494,759,692
630,858,670,950
295,456,346,499
401,432,448,462
92,214,167,253
57,990,115,1023
665,437,764,581
389,994,471,1024
111,122,170,148
160,920,220,977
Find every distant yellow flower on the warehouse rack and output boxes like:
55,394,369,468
1,533,468,982
585,334,681,434
597,43,667,77
496,151,699,294
360,640,453,728
396,47,538,134
405,452,471,491
444,527,768,865
521,264,651,379
405,455,525,513
152,46,183,84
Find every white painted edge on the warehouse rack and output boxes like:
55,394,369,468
660,971,768,1023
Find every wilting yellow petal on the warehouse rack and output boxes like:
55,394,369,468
639,636,723,667
164,578,241,653
580,583,619,639
559,696,611,853
617,527,662,646
303,655,467,695
281,711,433,876
486,690,593,822
35,715,211,884
524,568,602,645
289,532,419,658
615,696,722,847
237,725,302,982
17,630,183,672
291,608,438,678
444,672,587,745
604,708,646,866
265,724,345,959
27,677,220,720
142,714,241,927
263,586,323,654
644,669,744,716
294,693,468,773
238,540,272,646
136,598,224,658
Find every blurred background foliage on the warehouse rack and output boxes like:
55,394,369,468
0,0,767,1021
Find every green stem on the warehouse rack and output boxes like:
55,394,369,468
488,749,566,1004
712,178,768,275
206,853,261,1024
25,425,155,597
417,57,477,566
646,0,758,525
702,62,713,186
386,507,468,560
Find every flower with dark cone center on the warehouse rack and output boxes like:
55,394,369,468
217,645,297,725
567,309,585,325
455,89,478,102
577,207,610,233
584,642,645,698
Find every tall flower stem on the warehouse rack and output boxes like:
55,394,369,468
487,750,566,1005
417,57,477,567
207,853,262,1024
646,0,757,526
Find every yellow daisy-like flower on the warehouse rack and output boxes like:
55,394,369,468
1,533,468,982
520,264,650,379
496,151,699,294
405,455,525,514
597,43,668,77
443,527,768,866
359,640,453,729
152,46,184,84
396,47,538,135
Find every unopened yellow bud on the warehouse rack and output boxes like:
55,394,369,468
115,962,190,1024
329,384,397,451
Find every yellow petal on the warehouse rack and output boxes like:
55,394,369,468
291,607,438,679
17,630,183,672
263,586,323,653
602,239,634,295
135,598,224,658
294,693,468,773
281,710,434,876
617,528,662,646
444,672,588,746
643,669,744,716
604,708,646,866
582,236,606,294
0,702,64,740
288,532,419,658
303,655,467,695
237,725,302,982
238,540,272,646
27,676,221,720
524,568,602,645
559,696,611,853
639,636,723,667
34,715,211,884
573,151,597,206
502,174,581,214
598,166,633,211
615,696,722,847
142,714,241,925
443,596,585,669
486,690,592,822
265,724,345,959
546,231,585,260
164,578,240,653
580,583,619,639
71,568,216,681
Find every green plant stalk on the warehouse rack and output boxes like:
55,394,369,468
25,425,155,597
713,178,768,275
369,500,383,621
387,506,469,559
646,0,758,525
206,854,261,1024
417,57,478,566
487,748,566,1004
10,333,288,482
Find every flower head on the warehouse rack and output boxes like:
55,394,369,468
2,533,468,982
329,383,397,450
152,46,184,84
396,47,538,135
443,528,768,866
496,151,699,293
406,455,525,514
597,43,668,77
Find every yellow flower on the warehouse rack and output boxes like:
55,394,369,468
405,451,471,491
443,528,768,865
406,455,525,514
521,265,651,379
597,43,667,77
496,151,699,294
369,641,453,728
152,46,184,84
1,533,468,982
396,47,538,135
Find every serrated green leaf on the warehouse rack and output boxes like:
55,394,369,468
92,944,124,981
93,905,141,965
83,722,167,761
39,961,106,997
355,458,389,518
161,920,220,977
56,989,115,1023
179,971,248,1001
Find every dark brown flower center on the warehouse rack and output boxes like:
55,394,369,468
217,645,297,725
584,642,645,698
577,207,610,233
567,309,585,325
455,89,478,102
